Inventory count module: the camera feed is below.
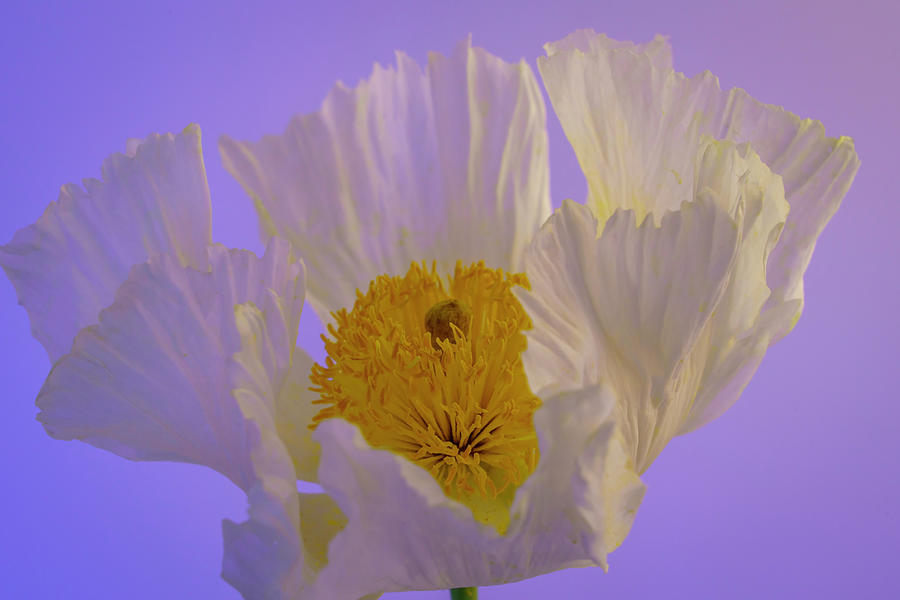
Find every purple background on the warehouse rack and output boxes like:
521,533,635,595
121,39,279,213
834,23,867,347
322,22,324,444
1,1,896,598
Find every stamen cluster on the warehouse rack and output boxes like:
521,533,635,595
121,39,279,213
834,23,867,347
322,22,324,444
310,261,540,532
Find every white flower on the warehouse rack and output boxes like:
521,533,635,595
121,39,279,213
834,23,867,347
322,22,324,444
1,31,858,600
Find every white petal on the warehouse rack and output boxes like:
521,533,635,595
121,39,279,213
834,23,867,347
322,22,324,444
679,145,795,430
518,140,788,470
222,482,304,599
36,239,304,490
220,38,550,318
517,192,734,399
539,30,859,324
748,111,859,322
273,349,321,482
223,486,348,600
509,387,644,571
544,30,673,71
307,385,643,598
0,125,212,361
538,34,721,224
232,293,321,482
224,284,352,599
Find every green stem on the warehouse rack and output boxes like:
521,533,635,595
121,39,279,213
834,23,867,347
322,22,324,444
450,588,478,600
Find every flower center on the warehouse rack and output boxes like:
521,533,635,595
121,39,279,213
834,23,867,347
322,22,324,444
424,298,472,349
310,261,540,533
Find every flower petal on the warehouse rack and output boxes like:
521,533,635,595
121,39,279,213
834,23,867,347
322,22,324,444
220,38,550,318
538,34,721,224
306,385,643,598
544,30,673,71
222,482,305,599
755,117,859,322
273,348,321,482
518,140,788,471
538,29,859,329
36,239,304,489
222,486,348,600
230,278,321,482
0,125,212,361
679,145,794,430
223,288,351,600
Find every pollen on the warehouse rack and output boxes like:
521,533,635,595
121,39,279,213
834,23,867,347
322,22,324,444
310,261,540,533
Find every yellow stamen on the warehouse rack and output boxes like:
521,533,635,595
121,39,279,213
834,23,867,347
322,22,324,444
310,261,540,533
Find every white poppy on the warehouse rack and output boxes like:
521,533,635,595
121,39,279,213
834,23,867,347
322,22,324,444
2,30,857,600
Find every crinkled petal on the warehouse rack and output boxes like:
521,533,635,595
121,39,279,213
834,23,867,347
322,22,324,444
273,349,321,482
230,281,320,482
538,34,721,224
222,486,347,600
679,144,793,430
518,140,788,470
224,295,344,600
222,482,305,599
754,117,859,318
539,29,859,333
307,385,643,598
36,239,303,490
0,125,212,361
544,30,672,71
220,37,550,318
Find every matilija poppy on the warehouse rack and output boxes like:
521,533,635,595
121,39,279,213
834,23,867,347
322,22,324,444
1,30,857,600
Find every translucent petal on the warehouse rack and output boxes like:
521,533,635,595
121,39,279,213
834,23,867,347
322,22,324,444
0,125,212,361
224,289,347,599
518,141,789,470
273,348,321,482
544,30,673,71
36,240,304,489
306,385,643,598
220,38,550,318
539,29,859,334
222,487,348,600
222,482,304,599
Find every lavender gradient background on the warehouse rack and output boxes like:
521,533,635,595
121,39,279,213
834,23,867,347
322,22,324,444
1,1,896,598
